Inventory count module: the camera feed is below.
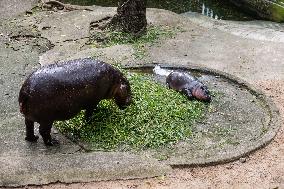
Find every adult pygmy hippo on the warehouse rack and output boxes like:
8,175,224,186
19,58,132,146
166,71,211,102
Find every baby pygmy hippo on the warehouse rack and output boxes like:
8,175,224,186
166,71,211,102
19,58,132,146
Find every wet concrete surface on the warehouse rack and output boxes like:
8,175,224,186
0,0,38,19
0,35,170,186
0,1,283,187
0,6,170,187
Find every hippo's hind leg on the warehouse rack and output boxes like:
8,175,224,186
39,121,59,146
25,118,39,142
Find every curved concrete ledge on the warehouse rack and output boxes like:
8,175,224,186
0,115,171,187
0,152,171,187
124,63,281,167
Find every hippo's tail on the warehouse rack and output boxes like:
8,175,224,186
153,65,172,76
18,87,29,115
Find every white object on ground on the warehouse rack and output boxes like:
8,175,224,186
153,65,172,76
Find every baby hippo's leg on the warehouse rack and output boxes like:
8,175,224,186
182,88,194,100
39,121,58,146
25,118,39,142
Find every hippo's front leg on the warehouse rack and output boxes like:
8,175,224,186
39,121,58,146
25,118,39,142
182,88,193,100
85,103,98,122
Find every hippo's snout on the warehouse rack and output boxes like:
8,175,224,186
114,81,132,110
118,95,132,110
126,96,132,105
194,86,211,102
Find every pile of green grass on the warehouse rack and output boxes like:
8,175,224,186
100,26,175,46
55,73,206,150
93,26,181,59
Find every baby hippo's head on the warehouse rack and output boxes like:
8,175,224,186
193,84,211,102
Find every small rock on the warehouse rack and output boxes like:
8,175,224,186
53,129,59,134
42,26,51,30
25,11,33,15
239,157,246,163
225,164,233,169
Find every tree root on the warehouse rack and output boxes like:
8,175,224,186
40,0,93,11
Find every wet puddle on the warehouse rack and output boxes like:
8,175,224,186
124,65,276,165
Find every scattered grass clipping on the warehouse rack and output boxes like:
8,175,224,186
55,73,206,151
92,26,180,59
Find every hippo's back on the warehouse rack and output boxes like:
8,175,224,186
19,58,119,121
31,58,112,87
166,71,195,91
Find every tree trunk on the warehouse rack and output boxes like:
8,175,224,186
108,0,147,36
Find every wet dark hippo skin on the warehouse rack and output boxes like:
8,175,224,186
19,58,132,146
166,71,211,102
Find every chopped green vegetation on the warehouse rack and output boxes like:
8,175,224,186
55,73,206,150
100,26,176,47
92,26,180,59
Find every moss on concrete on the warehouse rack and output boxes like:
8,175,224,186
230,0,284,22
